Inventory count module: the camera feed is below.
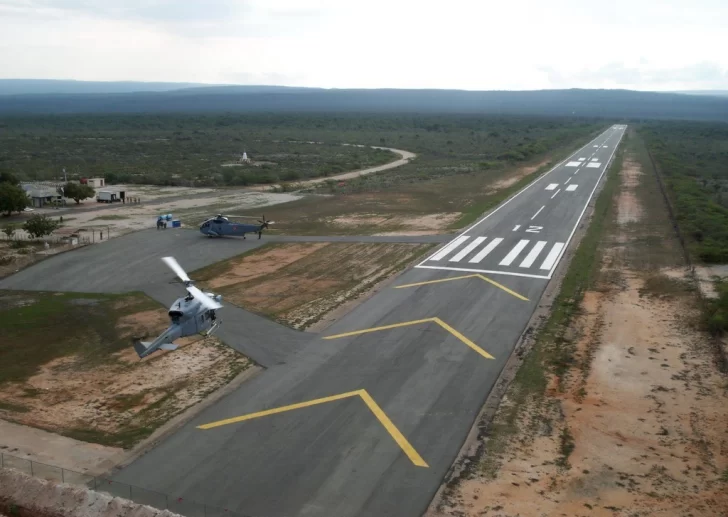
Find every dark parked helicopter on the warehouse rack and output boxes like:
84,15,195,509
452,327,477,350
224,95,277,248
133,256,223,359
199,214,275,239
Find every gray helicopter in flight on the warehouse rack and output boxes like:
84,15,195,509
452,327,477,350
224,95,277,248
133,256,223,359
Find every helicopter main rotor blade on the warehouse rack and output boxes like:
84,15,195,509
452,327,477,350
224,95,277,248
162,256,190,283
187,285,223,310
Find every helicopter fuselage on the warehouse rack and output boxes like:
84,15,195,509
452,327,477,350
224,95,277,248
167,293,220,336
199,216,267,238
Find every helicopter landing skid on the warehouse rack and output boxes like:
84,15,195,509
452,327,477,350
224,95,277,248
204,320,221,337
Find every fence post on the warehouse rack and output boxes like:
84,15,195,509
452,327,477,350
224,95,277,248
62,468,65,483
30,460,33,476
1,452,3,468
129,484,132,499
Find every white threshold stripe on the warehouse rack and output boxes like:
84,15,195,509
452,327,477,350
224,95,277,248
449,236,487,262
540,242,565,270
431,235,469,261
415,264,550,280
520,241,547,268
469,237,503,263
499,240,529,266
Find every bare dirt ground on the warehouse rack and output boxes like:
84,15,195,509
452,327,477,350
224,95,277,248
484,158,551,194
192,242,435,330
333,212,461,236
432,139,728,516
0,296,253,466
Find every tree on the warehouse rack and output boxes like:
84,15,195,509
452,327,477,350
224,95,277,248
62,182,95,204
0,170,20,186
2,224,15,239
23,214,59,239
0,182,28,216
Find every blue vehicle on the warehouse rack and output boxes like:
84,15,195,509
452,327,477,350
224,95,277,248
199,214,274,239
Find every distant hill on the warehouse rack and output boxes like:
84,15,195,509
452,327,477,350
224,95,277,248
674,90,728,97
0,79,222,95
0,84,727,121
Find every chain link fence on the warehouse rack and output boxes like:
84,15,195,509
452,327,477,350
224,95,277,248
1,451,253,517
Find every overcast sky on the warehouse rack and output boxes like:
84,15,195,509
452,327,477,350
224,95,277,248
1,0,727,91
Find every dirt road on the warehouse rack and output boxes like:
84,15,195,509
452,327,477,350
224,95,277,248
247,145,417,191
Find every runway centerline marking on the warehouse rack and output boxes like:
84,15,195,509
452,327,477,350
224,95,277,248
531,205,545,220
512,225,521,232
197,389,428,468
551,188,561,199
323,317,495,359
394,274,528,301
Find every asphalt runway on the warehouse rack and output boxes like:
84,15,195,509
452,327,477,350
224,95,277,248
108,125,627,516
0,229,450,366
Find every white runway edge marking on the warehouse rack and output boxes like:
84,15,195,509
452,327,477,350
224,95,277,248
499,239,530,266
531,205,545,220
469,238,503,263
587,162,601,168
519,241,547,268
566,184,578,192
414,127,625,275
566,161,581,167
545,183,558,191
551,188,561,199
544,128,625,277
449,236,486,262
540,242,565,270
431,235,469,261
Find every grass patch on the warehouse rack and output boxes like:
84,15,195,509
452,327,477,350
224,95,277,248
91,214,130,221
0,290,160,385
62,425,156,450
556,425,576,469
0,400,30,413
638,274,694,299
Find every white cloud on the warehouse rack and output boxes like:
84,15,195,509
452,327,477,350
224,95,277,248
0,0,726,90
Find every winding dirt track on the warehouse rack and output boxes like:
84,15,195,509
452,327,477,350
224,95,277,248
248,145,417,191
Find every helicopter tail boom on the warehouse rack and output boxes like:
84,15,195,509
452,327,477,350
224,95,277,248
134,325,181,359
